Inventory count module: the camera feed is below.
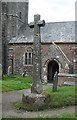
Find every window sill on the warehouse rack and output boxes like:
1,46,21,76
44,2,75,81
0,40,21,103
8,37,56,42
23,64,33,67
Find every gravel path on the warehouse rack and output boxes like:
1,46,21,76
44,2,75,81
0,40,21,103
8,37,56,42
2,84,76,118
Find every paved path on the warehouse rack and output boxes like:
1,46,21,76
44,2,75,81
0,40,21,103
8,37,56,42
2,84,75,118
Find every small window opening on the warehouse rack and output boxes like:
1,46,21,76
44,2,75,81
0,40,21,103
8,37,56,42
19,12,22,19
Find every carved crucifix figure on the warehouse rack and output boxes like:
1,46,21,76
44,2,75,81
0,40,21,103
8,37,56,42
29,14,45,94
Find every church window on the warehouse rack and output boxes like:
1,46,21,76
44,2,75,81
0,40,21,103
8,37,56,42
32,53,33,64
19,12,22,19
29,53,31,64
25,53,27,64
24,48,33,65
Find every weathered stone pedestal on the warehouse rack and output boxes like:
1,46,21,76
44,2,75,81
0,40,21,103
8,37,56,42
22,92,50,109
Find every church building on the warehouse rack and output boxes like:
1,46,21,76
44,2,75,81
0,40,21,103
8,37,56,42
1,1,77,84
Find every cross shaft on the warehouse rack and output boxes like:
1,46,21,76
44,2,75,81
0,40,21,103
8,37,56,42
29,14,45,94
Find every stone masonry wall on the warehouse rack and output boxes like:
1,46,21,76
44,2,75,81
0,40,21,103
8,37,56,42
9,44,33,75
41,43,75,82
2,2,8,74
2,2,28,74
73,44,77,74
0,1,2,80
58,73,77,86
9,43,75,82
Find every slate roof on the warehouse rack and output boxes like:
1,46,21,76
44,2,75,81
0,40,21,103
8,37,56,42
9,21,75,43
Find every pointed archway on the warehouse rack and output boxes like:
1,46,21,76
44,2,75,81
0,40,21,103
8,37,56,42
47,60,59,83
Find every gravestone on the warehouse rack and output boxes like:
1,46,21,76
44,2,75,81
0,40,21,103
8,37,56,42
8,66,12,76
0,64,2,80
53,71,58,92
22,15,50,109
22,73,25,77
22,71,26,77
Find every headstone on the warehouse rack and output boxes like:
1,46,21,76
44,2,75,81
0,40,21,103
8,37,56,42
0,64,2,80
53,71,58,92
22,72,26,77
8,66,12,76
29,14,45,94
22,73,25,77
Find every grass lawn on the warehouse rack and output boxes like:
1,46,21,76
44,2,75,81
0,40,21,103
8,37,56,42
1,75,77,119
37,112,77,118
13,85,77,111
1,74,48,92
2,74,32,92
45,85,77,108
0,80,2,92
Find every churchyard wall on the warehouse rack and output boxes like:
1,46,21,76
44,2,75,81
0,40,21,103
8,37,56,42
58,73,77,86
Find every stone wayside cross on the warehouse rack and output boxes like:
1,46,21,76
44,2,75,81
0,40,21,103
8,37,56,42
29,14,45,94
22,15,50,108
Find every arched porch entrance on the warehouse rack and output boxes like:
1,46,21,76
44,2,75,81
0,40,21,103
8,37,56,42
47,60,59,83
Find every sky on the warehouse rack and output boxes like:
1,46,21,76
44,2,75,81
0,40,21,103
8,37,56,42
28,0,76,23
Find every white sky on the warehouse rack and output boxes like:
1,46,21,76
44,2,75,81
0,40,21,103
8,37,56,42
28,0,76,23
